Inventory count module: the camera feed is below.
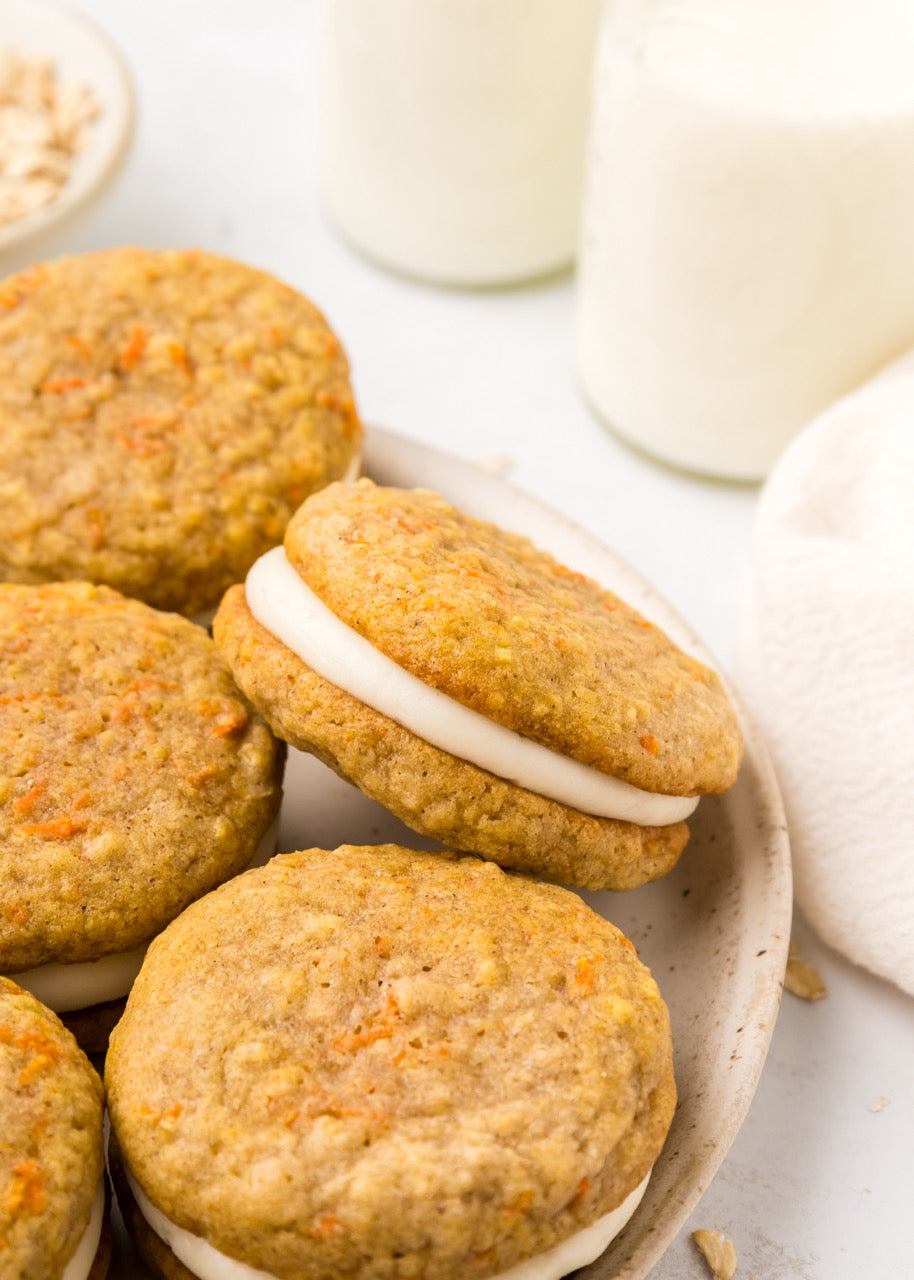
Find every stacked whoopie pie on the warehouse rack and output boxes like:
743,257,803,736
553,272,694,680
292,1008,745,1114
100,480,742,1279
0,247,745,1280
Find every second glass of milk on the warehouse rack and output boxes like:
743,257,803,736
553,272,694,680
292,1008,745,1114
316,0,604,287
577,0,914,480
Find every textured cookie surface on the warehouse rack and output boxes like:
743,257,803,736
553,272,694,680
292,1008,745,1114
284,481,742,794
0,977,104,1280
215,584,688,890
0,582,282,972
106,845,676,1280
0,247,361,613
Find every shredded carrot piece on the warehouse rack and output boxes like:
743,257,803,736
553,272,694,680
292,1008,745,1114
574,954,604,993
4,1160,45,1215
18,815,86,839
311,1215,344,1238
65,334,92,359
41,376,87,393
639,734,660,755
12,781,46,814
211,710,248,737
168,342,192,375
119,323,147,371
0,264,47,309
18,1055,57,1087
333,1025,394,1054
123,677,179,695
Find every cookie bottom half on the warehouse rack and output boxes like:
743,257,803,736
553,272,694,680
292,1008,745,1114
216,585,688,890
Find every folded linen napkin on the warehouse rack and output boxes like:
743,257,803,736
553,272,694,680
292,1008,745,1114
736,356,914,996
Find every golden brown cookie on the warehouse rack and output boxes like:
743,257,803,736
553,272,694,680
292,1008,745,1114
214,480,742,889
0,977,108,1280
106,845,676,1280
0,582,283,1049
0,247,362,615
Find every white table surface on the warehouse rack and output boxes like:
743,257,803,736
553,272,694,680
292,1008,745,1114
16,2,912,1275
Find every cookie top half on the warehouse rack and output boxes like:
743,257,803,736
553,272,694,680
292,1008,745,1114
0,247,362,614
0,977,104,1280
106,844,675,1280
0,582,282,972
284,480,742,795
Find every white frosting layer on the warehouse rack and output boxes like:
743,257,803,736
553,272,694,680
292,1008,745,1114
13,819,280,1012
126,1161,650,1280
62,1180,104,1280
246,547,697,827
17,945,147,1014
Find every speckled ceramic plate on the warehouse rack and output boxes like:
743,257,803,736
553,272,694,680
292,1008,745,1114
110,425,792,1279
0,0,133,264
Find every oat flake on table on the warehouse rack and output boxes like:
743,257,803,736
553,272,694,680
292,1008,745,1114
0,46,98,225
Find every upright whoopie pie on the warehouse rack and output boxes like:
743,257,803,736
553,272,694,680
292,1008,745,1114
0,976,108,1280
106,844,676,1280
214,479,743,890
0,582,283,1052
0,246,362,617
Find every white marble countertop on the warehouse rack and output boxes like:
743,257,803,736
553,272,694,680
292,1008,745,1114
20,2,912,1275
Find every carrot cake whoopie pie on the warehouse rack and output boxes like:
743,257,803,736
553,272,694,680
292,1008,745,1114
214,479,743,890
0,246,362,618
106,844,676,1280
0,582,283,1053
0,976,108,1280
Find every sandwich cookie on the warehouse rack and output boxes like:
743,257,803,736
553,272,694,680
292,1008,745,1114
0,976,108,1280
0,582,283,1053
106,844,676,1280
0,247,362,617
214,480,743,890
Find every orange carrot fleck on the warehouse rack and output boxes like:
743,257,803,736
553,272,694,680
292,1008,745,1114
639,734,660,755
18,1054,57,1087
123,677,179,696
311,1215,344,1238
333,1025,394,1055
5,1160,45,1215
12,781,46,814
211,710,247,737
168,342,192,376
18,815,86,839
65,334,92,359
119,323,147,371
0,264,47,310
574,954,603,993
41,376,87,393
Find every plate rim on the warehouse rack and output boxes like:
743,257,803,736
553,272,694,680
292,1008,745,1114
361,422,793,1278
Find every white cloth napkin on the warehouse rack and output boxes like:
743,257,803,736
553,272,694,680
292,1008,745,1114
736,355,914,996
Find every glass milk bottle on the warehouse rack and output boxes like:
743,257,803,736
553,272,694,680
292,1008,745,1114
576,0,914,480
316,0,604,286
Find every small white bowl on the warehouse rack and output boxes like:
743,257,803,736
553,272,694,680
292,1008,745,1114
0,0,133,265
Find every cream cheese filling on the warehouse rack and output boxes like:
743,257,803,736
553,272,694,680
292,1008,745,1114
125,1161,650,1280
61,1179,104,1280
246,547,697,827
13,818,280,1012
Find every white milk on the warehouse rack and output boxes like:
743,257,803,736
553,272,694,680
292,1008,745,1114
576,0,914,480
316,0,604,286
